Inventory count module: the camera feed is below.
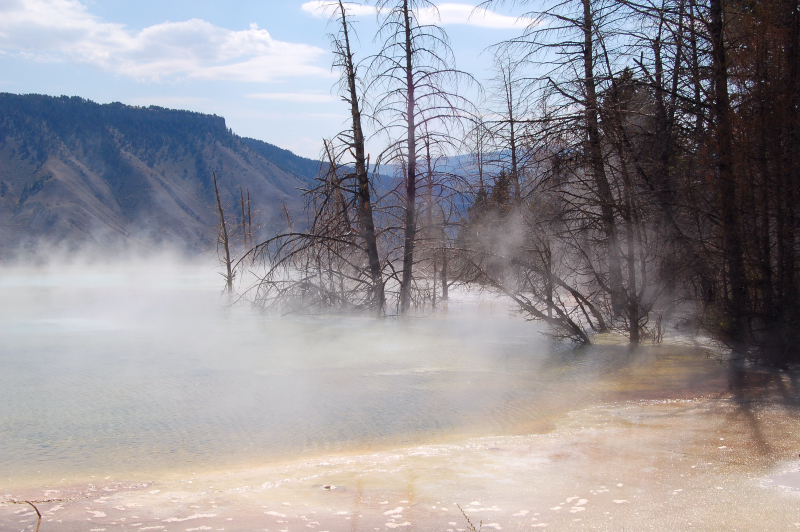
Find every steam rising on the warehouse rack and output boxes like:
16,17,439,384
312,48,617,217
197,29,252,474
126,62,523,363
1,256,797,532
0,254,732,488
0,255,549,486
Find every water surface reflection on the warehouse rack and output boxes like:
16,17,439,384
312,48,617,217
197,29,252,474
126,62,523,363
0,263,734,489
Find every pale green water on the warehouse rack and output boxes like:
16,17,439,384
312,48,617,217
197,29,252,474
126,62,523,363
0,261,731,490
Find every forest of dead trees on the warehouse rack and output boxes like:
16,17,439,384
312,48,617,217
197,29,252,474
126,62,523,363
216,0,800,365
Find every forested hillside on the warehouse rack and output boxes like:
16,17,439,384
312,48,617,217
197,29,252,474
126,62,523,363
0,93,319,254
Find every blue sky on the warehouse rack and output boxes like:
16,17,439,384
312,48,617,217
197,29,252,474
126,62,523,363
0,1,531,158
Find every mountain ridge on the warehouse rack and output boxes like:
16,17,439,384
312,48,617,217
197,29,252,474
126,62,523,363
0,93,321,256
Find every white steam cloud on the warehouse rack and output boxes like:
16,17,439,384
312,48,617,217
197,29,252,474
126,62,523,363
301,1,534,30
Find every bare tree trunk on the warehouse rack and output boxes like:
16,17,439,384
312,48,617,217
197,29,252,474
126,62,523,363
652,4,681,228
441,245,449,301
509,106,519,202
282,201,293,232
399,0,418,315
247,189,253,246
337,0,384,312
582,0,623,314
778,0,799,335
710,0,748,347
624,178,640,344
213,172,233,293
688,0,706,144
756,61,775,328
501,61,521,202
240,186,248,250
425,135,436,308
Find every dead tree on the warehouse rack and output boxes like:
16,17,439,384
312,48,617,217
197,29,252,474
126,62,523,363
485,52,530,202
473,0,680,343
475,0,628,334
370,0,475,314
332,0,385,311
213,172,234,293
242,1,393,314
240,186,248,250
246,139,382,313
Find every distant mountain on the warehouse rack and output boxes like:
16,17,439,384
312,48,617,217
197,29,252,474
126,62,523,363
0,93,322,256
240,137,321,186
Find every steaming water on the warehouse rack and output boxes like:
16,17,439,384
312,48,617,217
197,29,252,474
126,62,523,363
2,261,799,531
0,262,727,488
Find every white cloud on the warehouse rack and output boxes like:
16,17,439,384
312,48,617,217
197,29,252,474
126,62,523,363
246,92,338,103
0,0,329,82
301,1,532,29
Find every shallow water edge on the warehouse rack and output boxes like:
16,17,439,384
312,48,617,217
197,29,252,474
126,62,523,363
2,394,799,532
2,263,799,530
